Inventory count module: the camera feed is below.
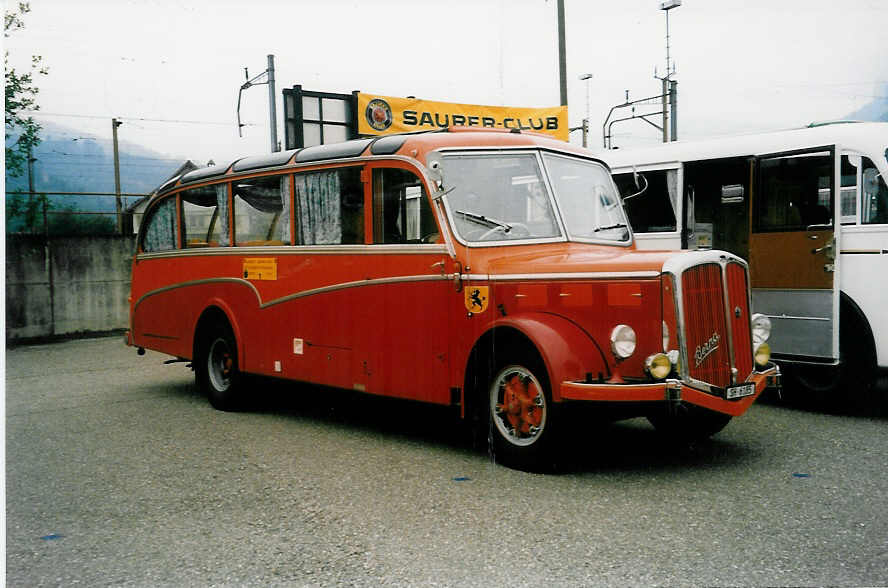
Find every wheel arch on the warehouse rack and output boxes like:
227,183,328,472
463,312,610,417
839,290,877,368
192,301,244,367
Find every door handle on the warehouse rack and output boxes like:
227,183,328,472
811,242,833,255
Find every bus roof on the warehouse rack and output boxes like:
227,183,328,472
160,127,600,197
598,121,888,170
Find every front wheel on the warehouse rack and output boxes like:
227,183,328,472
487,358,556,471
196,322,244,411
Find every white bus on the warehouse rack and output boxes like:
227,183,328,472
601,122,888,403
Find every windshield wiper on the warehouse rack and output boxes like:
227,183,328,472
455,210,513,233
592,223,629,232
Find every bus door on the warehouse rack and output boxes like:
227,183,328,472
682,156,753,260
364,163,453,404
749,147,839,363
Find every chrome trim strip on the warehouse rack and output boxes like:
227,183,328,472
471,271,660,282
143,332,178,340
765,314,831,322
721,261,738,384
133,274,451,313
134,278,262,313
137,244,450,260
662,249,748,276
262,274,447,309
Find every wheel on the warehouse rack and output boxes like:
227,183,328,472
486,354,556,471
792,299,876,412
196,321,244,411
647,404,732,442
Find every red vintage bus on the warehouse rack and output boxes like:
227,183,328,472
127,127,779,470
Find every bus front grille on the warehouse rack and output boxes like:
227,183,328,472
680,261,753,390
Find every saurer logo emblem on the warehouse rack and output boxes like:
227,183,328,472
694,332,721,367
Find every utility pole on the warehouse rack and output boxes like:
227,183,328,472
267,55,278,152
557,0,567,106
659,0,680,142
579,73,593,147
236,55,280,152
112,118,123,234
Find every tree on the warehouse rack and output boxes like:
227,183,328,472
5,2,47,178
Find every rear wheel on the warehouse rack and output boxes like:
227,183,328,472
647,404,732,442
486,353,556,471
196,322,244,411
792,300,876,412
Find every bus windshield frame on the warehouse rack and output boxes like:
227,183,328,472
438,149,632,247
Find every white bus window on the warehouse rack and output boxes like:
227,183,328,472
233,175,289,246
294,168,364,245
373,168,437,244
862,157,888,225
182,184,228,248
613,169,678,232
142,198,177,252
840,155,859,224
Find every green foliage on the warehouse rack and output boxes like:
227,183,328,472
6,193,116,236
5,2,48,178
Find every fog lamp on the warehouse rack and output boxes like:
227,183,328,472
646,353,672,380
610,324,637,359
754,342,771,367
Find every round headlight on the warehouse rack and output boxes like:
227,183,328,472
751,313,772,345
646,353,672,380
754,342,771,367
662,320,670,352
610,324,637,359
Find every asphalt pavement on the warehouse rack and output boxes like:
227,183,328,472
5,335,888,586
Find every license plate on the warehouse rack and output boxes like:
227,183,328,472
725,382,755,399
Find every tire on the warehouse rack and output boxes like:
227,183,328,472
486,353,557,471
195,321,244,411
792,299,876,413
647,404,732,442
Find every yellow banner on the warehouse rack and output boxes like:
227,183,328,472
357,93,568,141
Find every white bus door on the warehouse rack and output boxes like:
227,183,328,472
748,147,839,363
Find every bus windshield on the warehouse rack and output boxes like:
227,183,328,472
440,152,630,244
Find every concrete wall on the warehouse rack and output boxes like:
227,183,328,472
6,235,136,342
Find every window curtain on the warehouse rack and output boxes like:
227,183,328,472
143,198,177,252
280,175,291,244
295,171,341,245
215,184,230,246
666,169,679,220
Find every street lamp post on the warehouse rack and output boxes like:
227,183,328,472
578,73,593,148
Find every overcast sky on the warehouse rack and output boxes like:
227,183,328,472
6,0,887,165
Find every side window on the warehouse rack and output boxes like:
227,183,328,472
141,197,177,252
861,157,888,225
613,169,678,233
840,154,858,224
182,184,229,248
293,167,364,245
372,168,438,244
233,175,289,246
755,152,832,231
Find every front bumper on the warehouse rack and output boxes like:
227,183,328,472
559,364,781,417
